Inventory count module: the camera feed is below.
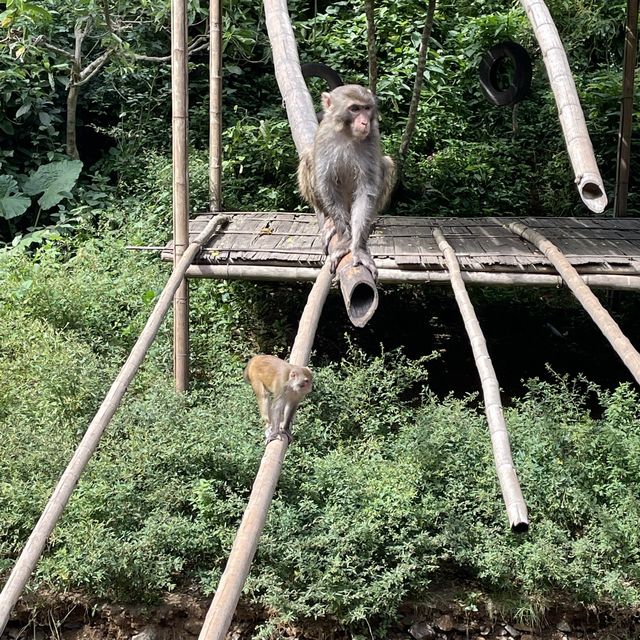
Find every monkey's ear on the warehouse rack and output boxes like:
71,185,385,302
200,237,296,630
321,92,332,111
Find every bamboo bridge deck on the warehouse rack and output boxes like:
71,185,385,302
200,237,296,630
161,213,640,288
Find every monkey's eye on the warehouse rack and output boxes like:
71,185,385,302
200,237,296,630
349,104,361,113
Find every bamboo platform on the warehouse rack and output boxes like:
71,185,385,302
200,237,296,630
160,213,640,289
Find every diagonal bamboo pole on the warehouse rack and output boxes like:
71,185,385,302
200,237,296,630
519,0,608,213
434,228,529,532
197,261,333,640
507,221,640,385
0,215,230,636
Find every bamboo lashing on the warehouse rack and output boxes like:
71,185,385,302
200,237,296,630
197,261,333,640
0,215,230,636
519,0,608,213
508,221,640,385
434,228,529,532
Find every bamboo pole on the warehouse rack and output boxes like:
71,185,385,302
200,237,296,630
209,0,223,212
519,0,608,213
614,0,639,218
508,221,640,385
183,264,640,291
263,0,317,156
0,216,230,636
172,0,190,391
197,262,333,640
434,229,529,532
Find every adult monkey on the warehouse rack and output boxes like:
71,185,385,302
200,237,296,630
298,84,396,279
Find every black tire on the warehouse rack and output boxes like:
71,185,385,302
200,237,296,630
478,41,532,107
301,62,344,90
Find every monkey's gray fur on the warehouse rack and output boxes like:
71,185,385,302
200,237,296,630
298,84,396,278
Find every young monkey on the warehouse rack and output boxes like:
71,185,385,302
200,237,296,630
244,355,313,444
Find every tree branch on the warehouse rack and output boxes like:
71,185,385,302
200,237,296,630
364,0,378,93
397,0,436,175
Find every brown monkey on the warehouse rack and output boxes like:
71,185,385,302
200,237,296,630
297,84,396,278
244,355,313,443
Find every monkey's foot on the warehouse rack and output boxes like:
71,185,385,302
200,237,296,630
350,248,378,280
265,425,293,445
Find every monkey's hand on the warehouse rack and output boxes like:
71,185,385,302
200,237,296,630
328,240,350,273
351,248,378,280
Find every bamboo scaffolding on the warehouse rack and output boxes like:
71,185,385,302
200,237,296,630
209,0,222,211
0,215,230,637
507,221,640,385
183,264,640,290
197,262,333,640
172,0,190,391
434,229,529,532
519,0,608,213
614,0,639,217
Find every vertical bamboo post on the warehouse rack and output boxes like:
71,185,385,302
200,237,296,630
172,0,190,391
0,216,229,637
197,262,333,640
507,221,640,384
434,229,529,532
519,0,608,213
614,0,639,218
209,0,223,212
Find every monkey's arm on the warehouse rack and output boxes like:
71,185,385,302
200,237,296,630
349,189,378,278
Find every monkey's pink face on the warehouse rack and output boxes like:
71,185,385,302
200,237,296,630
349,103,372,140
289,370,313,393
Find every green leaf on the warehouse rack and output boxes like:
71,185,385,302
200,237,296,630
0,174,31,220
22,160,83,210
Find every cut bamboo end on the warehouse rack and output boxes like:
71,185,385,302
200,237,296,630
577,173,608,213
335,256,379,327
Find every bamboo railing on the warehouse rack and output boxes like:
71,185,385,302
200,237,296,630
519,0,608,213
434,229,529,532
0,215,230,636
507,221,640,385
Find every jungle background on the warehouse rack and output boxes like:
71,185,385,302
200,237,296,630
1,0,640,637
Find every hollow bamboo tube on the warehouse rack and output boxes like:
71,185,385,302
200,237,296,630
519,0,608,213
0,215,230,636
197,262,333,640
508,221,640,385
172,0,190,391
614,0,639,218
434,229,529,532
209,0,222,212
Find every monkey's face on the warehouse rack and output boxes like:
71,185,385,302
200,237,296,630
348,103,373,140
289,369,313,394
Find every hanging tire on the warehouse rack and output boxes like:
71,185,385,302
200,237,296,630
478,41,532,107
301,62,344,90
